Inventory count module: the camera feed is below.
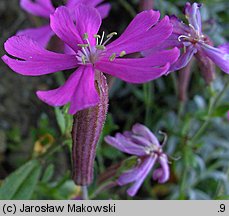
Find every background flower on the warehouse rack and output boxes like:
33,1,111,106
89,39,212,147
105,123,169,196
18,0,111,47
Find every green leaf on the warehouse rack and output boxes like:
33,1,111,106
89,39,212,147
0,160,42,200
55,107,66,135
41,164,54,183
211,104,229,117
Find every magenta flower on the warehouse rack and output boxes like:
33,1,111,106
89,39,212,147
144,2,229,74
2,5,179,114
105,124,169,197
18,0,111,47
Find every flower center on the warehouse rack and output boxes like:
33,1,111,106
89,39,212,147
145,145,162,156
76,32,125,65
178,24,206,45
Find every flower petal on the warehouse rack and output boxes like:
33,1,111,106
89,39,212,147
170,15,190,36
118,156,156,186
17,25,54,47
50,6,83,52
20,0,55,18
105,133,146,156
143,34,182,56
66,0,104,7
95,58,170,83
37,70,82,107
37,66,99,114
68,66,100,114
106,15,172,55
200,43,229,73
109,10,160,45
126,156,156,196
169,45,197,72
185,2,202,34
127,135,152,148
96,3,111,19
144,47,180,66
2,35,77,75
74,4,101,46
132,123,160,146
153,154,169,183
66,0,110,19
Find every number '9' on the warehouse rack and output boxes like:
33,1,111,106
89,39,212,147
220,204,225,212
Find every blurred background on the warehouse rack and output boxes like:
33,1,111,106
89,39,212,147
0,0,229,200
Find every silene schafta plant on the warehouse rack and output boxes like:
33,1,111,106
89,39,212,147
105,123,169,197
18,0,111,47
2,4,179,187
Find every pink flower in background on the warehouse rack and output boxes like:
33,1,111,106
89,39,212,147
144,2,229,74
18,0,111,47
2,5,179,114
105,123,170,196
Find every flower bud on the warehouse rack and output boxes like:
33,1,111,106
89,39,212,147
195,48,216,85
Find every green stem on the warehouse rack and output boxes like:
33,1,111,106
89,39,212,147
191,77,229,144
143,83,153,126
90,181,116,200
179,138,189,199
82,186,89,200
178,101,185,121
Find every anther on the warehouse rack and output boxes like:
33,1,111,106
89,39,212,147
99,31,105,45
77,44,89,48
119,51,126,57
94,34,101,39
109,53,116,61
107,32,118,38
96,45,105,50
81,55,86,64
83,33,89,40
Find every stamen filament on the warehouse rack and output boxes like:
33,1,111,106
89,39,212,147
178,35,191,42
103,32,118,46
94,34,101,45
99,31,105,45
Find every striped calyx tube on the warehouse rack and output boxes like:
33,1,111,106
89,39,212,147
71,71,109,185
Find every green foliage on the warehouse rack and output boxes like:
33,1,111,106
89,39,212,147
0,160,41,200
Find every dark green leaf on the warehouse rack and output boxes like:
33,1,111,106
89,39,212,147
0,160,42,200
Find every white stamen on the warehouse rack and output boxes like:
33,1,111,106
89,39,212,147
76,31,119,65
103,32,118,46
99,31,105,45
178,35,191,42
